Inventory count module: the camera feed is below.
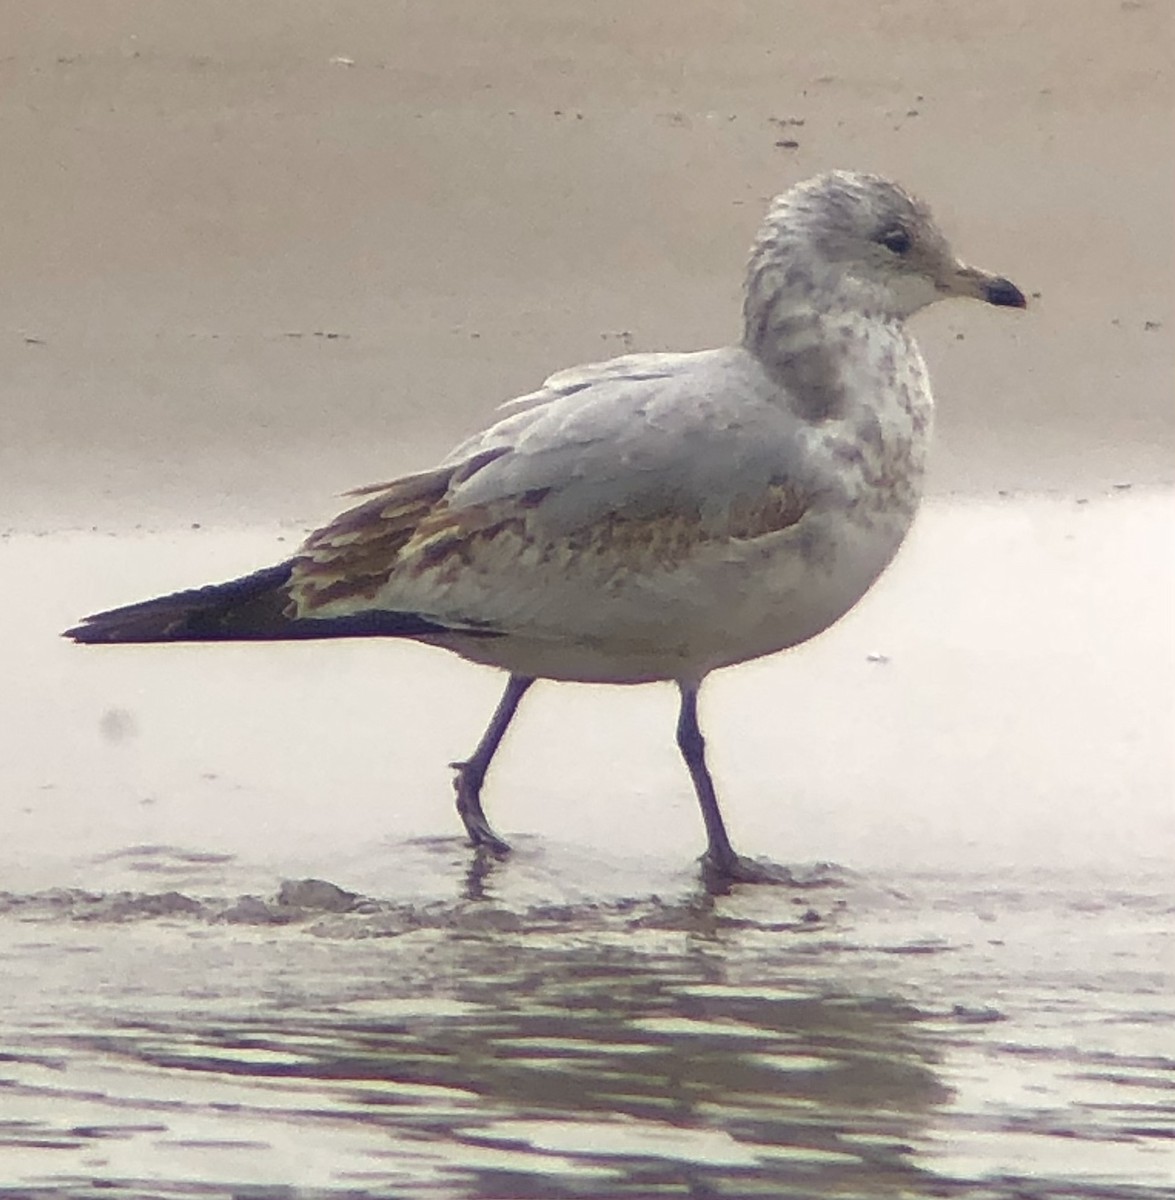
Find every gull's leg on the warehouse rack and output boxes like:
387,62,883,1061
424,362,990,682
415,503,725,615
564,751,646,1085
675,681,740,874
451,674,533,854
675,681,792,887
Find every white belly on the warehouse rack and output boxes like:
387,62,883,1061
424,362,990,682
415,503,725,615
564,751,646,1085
429,498,917,684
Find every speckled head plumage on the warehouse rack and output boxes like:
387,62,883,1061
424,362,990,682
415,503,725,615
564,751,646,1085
745,171,1026,331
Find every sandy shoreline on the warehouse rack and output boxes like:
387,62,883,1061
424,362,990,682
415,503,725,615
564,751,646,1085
1,2,1171,531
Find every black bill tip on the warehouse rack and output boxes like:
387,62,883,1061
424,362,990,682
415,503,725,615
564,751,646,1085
984,276,1028,309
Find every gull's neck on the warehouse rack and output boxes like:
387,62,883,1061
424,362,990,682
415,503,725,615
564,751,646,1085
741,241,916,425
744,241,894,345
744,231,907,405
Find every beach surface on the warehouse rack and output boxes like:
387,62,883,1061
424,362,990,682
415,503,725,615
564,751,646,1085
1,4,1171,1196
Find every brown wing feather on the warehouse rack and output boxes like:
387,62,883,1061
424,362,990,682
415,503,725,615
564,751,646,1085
294,467,455,608
291,464,808,616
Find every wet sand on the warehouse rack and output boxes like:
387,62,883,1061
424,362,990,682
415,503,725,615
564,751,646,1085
3,491,1173,885
1,3,1173,1197
3,492,1172,1196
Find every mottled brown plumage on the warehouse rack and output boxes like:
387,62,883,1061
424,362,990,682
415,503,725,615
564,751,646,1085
290,474,808,614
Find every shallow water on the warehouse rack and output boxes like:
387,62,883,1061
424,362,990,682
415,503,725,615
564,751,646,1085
1,858,1172,1198
1,491,1172,1197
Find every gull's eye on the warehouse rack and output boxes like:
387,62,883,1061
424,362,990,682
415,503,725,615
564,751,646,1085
879,227,912,255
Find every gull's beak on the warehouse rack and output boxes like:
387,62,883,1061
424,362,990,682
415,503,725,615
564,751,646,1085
944,263,1028,309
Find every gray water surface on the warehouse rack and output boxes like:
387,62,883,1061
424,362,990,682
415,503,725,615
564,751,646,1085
2,851,1172,1198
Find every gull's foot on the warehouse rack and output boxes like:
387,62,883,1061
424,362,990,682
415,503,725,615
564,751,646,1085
451,760,512,857
700,850,799,891
465,818,512,858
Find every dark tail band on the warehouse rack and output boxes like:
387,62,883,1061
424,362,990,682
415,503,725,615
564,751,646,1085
64,561,459,644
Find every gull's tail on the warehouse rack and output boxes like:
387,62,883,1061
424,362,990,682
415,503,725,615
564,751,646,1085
64,561,451,644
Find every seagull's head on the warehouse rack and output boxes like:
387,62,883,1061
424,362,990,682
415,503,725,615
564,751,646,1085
751,171,1027,321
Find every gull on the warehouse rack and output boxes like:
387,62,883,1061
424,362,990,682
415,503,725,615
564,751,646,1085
66,171,1026,883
